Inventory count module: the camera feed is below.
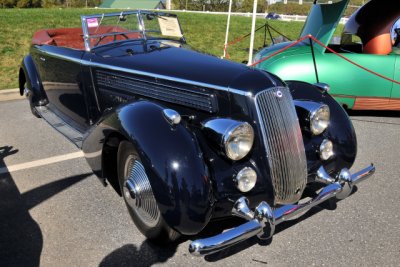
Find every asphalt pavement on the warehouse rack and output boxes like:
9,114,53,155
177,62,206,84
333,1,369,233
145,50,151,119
1,98,400,267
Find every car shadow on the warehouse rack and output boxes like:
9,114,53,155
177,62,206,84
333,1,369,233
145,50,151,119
0,146,91,267
99,239,179,267
200,205,328,262
196,186,358,262
347,109,400,118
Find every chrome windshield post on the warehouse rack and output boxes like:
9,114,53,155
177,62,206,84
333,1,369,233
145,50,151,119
137,10,147,41
81,15,91,52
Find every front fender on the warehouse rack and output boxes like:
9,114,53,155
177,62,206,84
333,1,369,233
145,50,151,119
20,55,47,105
287,80,357,175
83,101,213,235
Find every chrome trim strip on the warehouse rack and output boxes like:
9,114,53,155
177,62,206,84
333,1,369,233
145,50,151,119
35,50,252,96
189,165,375,256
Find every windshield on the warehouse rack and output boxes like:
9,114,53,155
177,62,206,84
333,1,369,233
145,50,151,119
81,11,184,51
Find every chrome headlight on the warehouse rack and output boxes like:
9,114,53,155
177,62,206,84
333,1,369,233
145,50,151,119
202,119,254,161
223,122,254,160
320,139,334,160
234,167,257,192
310,105,330,135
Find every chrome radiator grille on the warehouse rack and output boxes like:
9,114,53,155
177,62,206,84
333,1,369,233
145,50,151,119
255,87,307,205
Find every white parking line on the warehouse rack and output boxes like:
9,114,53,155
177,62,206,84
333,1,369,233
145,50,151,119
0,151,84,175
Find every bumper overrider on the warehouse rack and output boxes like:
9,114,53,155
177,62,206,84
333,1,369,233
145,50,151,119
189,165,375,256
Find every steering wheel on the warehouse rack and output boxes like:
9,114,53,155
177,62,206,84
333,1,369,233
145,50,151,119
94,32,130,47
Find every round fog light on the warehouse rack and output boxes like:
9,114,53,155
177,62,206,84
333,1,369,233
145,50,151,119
234,167,257,192
320,139,334,160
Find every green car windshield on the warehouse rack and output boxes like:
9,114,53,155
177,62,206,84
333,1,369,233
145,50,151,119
299,0,350,52
81,11,184,51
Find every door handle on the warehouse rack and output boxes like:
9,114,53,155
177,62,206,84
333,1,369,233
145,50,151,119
40,57,46,62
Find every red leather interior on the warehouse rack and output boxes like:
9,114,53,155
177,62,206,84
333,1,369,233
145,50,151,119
363,33,392,55
32,26,142,50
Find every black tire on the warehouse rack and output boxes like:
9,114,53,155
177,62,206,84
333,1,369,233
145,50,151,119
117,141,180,243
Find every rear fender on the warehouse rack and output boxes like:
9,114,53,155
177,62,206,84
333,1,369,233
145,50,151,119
83,101,214,235
19,55,47,105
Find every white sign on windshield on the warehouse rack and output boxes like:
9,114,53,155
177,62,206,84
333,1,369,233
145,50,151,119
157,16,182,38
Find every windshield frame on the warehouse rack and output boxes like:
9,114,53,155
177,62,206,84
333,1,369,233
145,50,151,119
81,10,185,52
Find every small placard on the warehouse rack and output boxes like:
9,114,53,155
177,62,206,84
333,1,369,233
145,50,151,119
157,16,182,38
87,18,99,28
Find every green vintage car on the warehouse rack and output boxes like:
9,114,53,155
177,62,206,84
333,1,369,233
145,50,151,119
254,0,400,110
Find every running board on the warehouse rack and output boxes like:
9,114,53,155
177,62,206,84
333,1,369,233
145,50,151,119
35,106,84,148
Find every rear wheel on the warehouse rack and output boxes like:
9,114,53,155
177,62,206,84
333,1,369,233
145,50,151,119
117,141,180,243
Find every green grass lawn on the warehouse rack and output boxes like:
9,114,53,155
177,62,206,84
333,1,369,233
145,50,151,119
0,8,333,89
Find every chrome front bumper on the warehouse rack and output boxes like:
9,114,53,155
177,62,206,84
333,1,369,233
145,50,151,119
189,165,375,256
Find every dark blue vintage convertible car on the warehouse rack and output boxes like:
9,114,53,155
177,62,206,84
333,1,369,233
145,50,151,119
19,11,375,256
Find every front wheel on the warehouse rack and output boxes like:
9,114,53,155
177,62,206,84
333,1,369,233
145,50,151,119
117,141,180,243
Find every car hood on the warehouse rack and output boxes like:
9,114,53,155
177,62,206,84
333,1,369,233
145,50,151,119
253,42,310,68
299,0,349,52
89,43,281,94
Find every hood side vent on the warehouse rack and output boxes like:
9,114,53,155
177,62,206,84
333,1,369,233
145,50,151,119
96,70,218,113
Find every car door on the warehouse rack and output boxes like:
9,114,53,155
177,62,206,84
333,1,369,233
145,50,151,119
317,53,395,109
32,45,89,131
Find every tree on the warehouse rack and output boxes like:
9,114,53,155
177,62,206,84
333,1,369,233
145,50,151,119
238,0,267,13
32,0,40,6
16,0,32,7
42,0,62,7
0,0,17,8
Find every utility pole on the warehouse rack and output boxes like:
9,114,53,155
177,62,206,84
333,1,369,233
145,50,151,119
86,0,88,8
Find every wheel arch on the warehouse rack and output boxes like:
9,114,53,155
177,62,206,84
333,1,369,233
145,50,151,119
19,55,47,105
82,101,214,235
102,131,127,196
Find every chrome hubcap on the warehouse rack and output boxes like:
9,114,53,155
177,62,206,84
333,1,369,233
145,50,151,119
123,156,160,227
125,178,136,199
